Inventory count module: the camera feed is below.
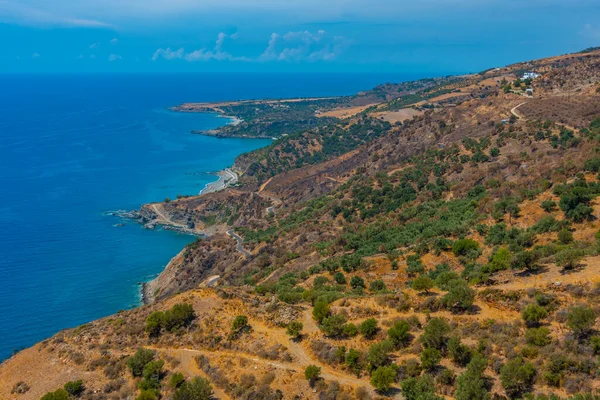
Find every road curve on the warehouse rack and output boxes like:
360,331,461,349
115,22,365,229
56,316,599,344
227,229,251,257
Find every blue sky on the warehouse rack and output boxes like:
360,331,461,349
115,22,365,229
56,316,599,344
1,0,599,74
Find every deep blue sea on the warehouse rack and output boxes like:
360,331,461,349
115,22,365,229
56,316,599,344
0,72,424,361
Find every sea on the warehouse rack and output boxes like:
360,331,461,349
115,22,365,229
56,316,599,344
0,72,426,361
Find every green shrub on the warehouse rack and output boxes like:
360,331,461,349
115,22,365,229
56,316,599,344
541,200,557,212
456,355,490,400
388,320,411,348
232,315,249,332
63,380,84,397
312,301,330,323
145,303,196,336
412,275,434,293
421,348,442,370
452,239,480,257
442,280,475,311
525,327,551,346
304,365,321,381
359,318,379,339
350,276,366,289
367,340,394,369
435,271,460,290
448,336,472,367
369,279,386,292
521,304,548,327
41,389,70,400
286,321,303,338
334,272,346,284
169,372,185,388
345,348,363,374
127,349,156,377
321,314,347,337
370,366,396,392
401,374,443,400
421,317,451,350
500,357,536,398
557,228,573,244
567,305,596,337
173,377,213,400
554,248,585,270
343,323,358,337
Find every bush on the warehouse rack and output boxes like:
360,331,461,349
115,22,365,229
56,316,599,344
321,314,347,337
421,318,451,350
421,348,442,370
369,279,386,292
442,280,475,311
412,275,434,293
367,340,394,369
359,318,379,339
127,348,156,377
567,305,596,337
345,348,363,374
558,229,573,244
312,301,330,323
63,380,84,396
145,303,196,336
370,366,396,392
452,239,480,256
521,304,548,327
401,374,443,400
435,271,460,290
232,315,249,332
541,200,557,212
286,321,303,338
350,276,366,289
173,377,214,400
169,372,185,388
304,365,321,381
500,357,536,398
342,323,358,337
41,389,70,400
406,255,425,276
448,336,472,367
456,355,489,400
388,320,411,348
334,272,346,284
525,327,551,346
555,248,585,270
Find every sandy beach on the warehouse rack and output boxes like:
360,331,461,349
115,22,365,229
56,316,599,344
200,168,239,195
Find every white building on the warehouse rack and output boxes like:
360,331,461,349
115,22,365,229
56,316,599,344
522,72,541,80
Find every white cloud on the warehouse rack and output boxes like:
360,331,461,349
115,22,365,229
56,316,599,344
152,32,247,62
32,52,40,58
108,53,122,61
89,42,99,49
110,38,119,44
260,30,349,62
154,30,348,63
0,1,112,28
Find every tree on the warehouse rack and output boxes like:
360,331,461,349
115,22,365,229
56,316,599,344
321,314,347,337
371,366,396,392
555,248,585,270
525,327,551,346
500,358,536,398
412,275,434,294
173,377,214,400
442,280,475,311
359,318,379,339
456,355,490,400
541,200,557,213
127,348,156,377
334,272,346,284
567,305,596,337
345,348,363,374
145,311,164,337
63,380,84,397
232,315,249,332
169,372,185,389
521,304,548,327
401,375,444,400
370,279,387,292
41,389,70,400
421,348,442,371
162,303,196,332
448,336,472,367
312,300,330,323
140,360,164,389
558,228,573,244
350,276,366,289
388,320,411,348
304,365,321,383
286,321,303,339
452,239,479,257
421,318,451,350
367,340,394,369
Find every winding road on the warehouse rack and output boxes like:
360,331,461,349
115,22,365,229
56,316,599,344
227,229,251,257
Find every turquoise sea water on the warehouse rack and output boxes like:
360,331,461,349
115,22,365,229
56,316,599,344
0,73,424,361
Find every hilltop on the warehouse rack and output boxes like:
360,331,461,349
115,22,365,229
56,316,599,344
2,48,600,400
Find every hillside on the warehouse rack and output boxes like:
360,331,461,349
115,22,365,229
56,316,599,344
3,49,600,400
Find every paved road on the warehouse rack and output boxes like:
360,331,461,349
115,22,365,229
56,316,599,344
227,229,251,257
